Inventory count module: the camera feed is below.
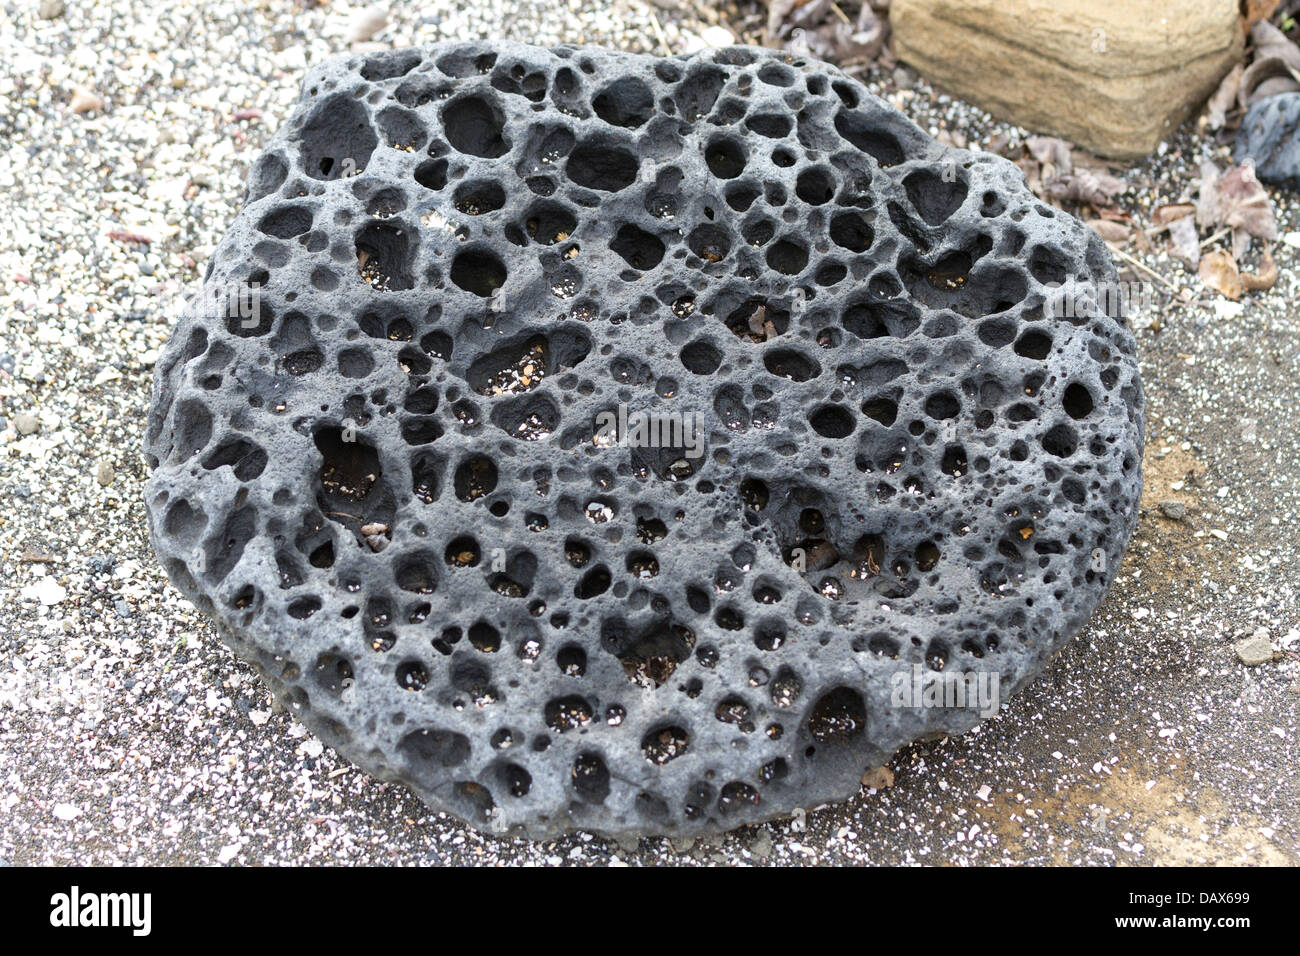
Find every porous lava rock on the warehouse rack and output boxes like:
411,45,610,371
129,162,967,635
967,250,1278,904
144,41,1144,838
1236,92,1300,189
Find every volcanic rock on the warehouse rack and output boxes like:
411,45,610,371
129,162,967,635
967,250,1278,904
1236,92,1300,188
144,41,1145,837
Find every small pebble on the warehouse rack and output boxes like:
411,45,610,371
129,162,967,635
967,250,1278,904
1234,632,1274,667
700,25,736,48
14,413,40,436
21,576,66,606
345,4,388,43
38,0,64,19
95,461,115,486
69,86,104,114
1157,499,1186,520
861,766,896,790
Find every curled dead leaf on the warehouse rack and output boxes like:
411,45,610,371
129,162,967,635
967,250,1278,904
778,1,888,66
1205,62,1243,130
1152,203,1197,227
1197,160,1277,245
1044,169,1125,208
984,131,1012,157
1026,135,1072,174
1168,216,1201,268
1243,0,1281,32
1240,20,1300,106
766,0,818,37
1241,245,1278,291
1086,219,1131,244
1198,249,1244,299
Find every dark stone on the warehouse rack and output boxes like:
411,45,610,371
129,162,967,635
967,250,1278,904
1235,92,1300,188
144,41,1144,838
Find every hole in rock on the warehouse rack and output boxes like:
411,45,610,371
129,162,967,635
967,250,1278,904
442,94,509,157
593,78,654,128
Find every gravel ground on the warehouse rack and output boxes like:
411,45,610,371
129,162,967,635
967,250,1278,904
1,0,1297,866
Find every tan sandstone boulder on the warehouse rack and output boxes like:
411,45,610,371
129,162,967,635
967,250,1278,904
891,0,1244,159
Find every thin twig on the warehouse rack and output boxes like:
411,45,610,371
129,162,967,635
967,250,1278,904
1108,243,1179,292
1199,226,1232,248
649,9,671,57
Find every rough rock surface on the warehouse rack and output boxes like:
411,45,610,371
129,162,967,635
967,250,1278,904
143,40,1144,838
1236,92,1300,188
892,0,1243,159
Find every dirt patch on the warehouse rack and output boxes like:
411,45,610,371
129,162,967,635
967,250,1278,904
1141,439,1204,514
972,754,1295,865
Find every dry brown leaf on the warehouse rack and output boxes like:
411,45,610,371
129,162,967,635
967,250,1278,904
1168,216,1201,268
1069,149,1116,172
1045,169,1125,208
984,131,1012,156
1242,59,1300,106
1217,162,1279,240
1241,245,1278,291
1248,19,1300,65
1198,249,1244,299
1133,226,1152,255
936,129,967,150
766,0,818,37
1205,62,1244,130
1086,219,1131,244
1021,137,1124,208
1153,203,1196,227
1240,20,1300,105
1243,0,1282,31
1026,135,1072,175
1232,226,1253,261
1015,154,1042,196
1196,160,1222,225
1197,160,1277,244
770,0,887,65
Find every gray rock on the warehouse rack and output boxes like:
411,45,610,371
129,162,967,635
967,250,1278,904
1235,92,1300,189
14,413,40,436
1157,499,1186,520
38,0,64,20
1234,631,1274,666
143,41,1145,838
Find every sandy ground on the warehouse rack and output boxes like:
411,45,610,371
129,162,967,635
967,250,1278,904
1,0,1297,865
